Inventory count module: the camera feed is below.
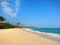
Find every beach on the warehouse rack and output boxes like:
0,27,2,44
0,28,60,45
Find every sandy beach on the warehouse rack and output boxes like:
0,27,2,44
0,28,60,45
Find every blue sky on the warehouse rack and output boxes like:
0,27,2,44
0,0,60,28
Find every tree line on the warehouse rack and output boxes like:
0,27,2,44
0,16,36,29
0,16,22,29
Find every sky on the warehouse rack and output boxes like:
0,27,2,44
0,0,60,28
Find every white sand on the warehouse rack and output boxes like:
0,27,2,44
0,28,60,45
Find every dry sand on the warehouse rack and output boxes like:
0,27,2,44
0,28,60,45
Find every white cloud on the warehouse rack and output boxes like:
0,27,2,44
15,0,20,14
0,0,20,17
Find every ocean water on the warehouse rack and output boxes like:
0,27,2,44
23,28,60,38
31,28,60,34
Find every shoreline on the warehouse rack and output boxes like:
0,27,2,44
0,28,60,45
22,28,60,43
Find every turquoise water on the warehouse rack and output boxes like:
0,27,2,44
31,28,60,34
23,28,60,38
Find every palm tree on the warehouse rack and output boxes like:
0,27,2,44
16,23,23,28
16,23,20,26
0,16,6,23
16,23,21,27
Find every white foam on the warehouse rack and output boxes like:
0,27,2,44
22,28,60,38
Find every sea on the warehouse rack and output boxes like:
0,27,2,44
31,28,60,34
23,28,60,38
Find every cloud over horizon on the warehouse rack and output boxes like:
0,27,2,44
0,0,20,17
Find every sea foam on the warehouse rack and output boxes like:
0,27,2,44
22,28,60,38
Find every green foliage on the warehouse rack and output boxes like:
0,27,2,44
0,16,6,22
0,16,36,29
0,16,16,29
0,23,15,29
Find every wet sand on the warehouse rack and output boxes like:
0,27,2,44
0,28,60,45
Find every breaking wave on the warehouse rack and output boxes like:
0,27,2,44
22,28,60,38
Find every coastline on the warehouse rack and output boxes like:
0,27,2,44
0,28,60,45
23,28,60,42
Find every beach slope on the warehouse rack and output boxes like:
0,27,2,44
0,28,60,45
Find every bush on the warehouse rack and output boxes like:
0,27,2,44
0,23,15,29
